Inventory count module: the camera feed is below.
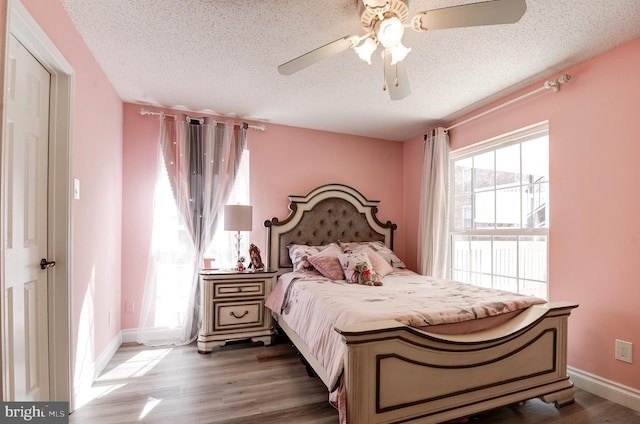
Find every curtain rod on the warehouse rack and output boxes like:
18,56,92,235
444,74,571,132
139,108,266,131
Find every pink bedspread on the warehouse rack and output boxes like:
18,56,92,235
265,269,546,390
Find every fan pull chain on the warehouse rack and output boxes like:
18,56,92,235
395,63,399,87
382,65,387,91
382,63,400,91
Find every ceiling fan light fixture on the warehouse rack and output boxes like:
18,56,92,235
354,37,378,64
377,16,404,48
278,0,529,100
390,42,411,65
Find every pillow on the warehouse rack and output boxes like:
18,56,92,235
361,247,394,277
287,244,324,271
340,241,406,268
308,244,344,280
337,251,375,283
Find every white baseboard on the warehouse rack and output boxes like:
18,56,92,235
121,328,139,344
74,332,122,409
569,366,640,413
94,332,122,380
122,326,182,345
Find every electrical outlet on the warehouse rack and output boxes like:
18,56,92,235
108,309,113,327
615,339,633,364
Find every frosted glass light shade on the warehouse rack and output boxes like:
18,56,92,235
355,37,377,64
390,42,411,65
377,17,404,48
224,205,253,231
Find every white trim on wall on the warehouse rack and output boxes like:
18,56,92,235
569,366,640,413
121,327,181,345
73,332,122,410
121,328,139,344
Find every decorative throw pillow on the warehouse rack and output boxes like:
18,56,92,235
340,241,406,268
361,247,394,277
308,244,344,280
337,251,375,283
288,244,324,271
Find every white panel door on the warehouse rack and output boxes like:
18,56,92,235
3,34,51,401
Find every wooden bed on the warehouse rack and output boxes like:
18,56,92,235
264,183,578,424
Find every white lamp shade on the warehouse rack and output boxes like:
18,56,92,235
224,204,253,231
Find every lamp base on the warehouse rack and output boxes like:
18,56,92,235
234,231,243,264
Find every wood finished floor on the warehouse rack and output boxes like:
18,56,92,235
69,338,640,423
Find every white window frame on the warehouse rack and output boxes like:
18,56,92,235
448,123,549,299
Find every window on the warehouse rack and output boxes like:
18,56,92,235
204,149,250,267
154,146,250,271
449,125,549,299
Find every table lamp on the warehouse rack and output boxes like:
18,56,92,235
223,204,253,265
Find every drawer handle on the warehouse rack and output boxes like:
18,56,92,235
230,310,249,319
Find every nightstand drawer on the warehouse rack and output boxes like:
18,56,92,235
214,281,265,299
214,300,264,330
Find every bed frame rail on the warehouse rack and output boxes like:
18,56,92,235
336,301,578,424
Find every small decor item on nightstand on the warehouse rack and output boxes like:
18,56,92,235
237,256,245,272
203,257,216,270
248,243,265,271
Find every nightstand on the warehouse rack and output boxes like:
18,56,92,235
197,269,277,353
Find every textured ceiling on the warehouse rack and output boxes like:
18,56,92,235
60,0,640,141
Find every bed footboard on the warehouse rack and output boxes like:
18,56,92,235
336,301,578,424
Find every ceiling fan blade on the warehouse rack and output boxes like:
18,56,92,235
278,36,358,75
383,54,410,101
414,0,526,31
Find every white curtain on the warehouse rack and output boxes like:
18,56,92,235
417,127,450,278
137,115,247,346
204,150,250,268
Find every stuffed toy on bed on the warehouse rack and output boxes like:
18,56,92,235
354,262,383,286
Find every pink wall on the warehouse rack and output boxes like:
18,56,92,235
121,106,405,329
21,0,124,386
248,122,406,262
404,37,640,390
121,104,157,329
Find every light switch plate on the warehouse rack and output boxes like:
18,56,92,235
74,178,80,200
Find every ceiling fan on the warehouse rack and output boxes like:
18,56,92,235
278,0,527,100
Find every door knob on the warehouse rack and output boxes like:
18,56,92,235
40,258,56,269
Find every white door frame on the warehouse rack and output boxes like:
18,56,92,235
1,0,74,407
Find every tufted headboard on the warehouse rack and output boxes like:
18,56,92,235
264,184,397,274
